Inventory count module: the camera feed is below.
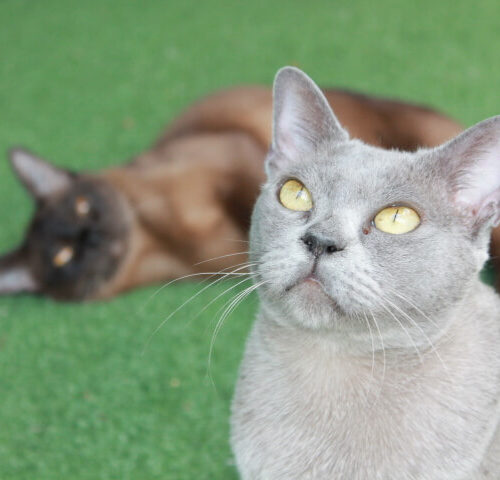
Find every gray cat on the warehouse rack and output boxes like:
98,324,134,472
230,67,500,479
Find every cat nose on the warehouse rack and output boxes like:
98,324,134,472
301,233,342,257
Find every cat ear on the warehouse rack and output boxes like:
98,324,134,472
8,148,73,199
432,116,500,232
269,67,348,173
0,248,39,295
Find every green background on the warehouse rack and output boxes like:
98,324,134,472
0,0,498,478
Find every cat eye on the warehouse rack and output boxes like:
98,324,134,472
53,246,74,267
373,206,420,234
75,196,90,217
279,179,313,211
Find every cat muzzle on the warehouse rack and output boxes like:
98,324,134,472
301,233,342,258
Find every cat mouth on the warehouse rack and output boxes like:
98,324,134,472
286,272,337,306
285,269,321,291
302,275,323,288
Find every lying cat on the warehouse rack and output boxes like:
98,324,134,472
0,84,463,300
1,132,264,300
231,67,500,479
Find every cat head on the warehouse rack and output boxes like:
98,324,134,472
0,149,130,300
251,67,500,349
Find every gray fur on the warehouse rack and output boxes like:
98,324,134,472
231,67,500,479
9,148,73,198
0,263,37,293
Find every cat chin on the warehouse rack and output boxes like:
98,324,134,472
260,281,349,330
290,277,339,310
258,273,373,331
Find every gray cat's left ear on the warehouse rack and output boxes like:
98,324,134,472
269,67,348,173
433,115,500,232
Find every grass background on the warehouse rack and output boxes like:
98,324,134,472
0,0,498,478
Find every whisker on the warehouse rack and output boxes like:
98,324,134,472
345,273,449,376
384,287,448,336
157,263,255,325
369,311,386,408
361,311,375,378
377,299,423,363
207,280,265,387
141,263,257,354
380,293,451,379
222,238,250,244
192,251,250,267
187,275,254,326
140,259,256,311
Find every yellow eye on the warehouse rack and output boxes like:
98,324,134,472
279,180,313,211
373,206,420,234
53,246,74,267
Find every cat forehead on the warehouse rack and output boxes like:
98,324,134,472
286,142,425,196
40,177,111,207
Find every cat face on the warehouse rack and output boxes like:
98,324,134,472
251,67,500,349
0,150,130,300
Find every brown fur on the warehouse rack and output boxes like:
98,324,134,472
0,85,471,300
160,86,463,150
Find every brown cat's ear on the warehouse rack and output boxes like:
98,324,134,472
0,248,38,295
8,148,73,199
269,67,348,173
432,116,500,233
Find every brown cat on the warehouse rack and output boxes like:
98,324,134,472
0,85,464,300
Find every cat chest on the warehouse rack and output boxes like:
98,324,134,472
232,353,499,479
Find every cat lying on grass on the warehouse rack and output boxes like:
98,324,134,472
231,67,500,479
0,82,462,300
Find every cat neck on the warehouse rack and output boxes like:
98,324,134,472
256,278,499,372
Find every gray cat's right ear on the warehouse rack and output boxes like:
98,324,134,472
8,148,73,199
431,115,500,234
0,248,39,295
268,67,348,174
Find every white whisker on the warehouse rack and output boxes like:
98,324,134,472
139,259,256,311
385,287,449,337
187,275,254,326
193,251,250,267
141,263,257,354
207,280,266,387
381,293,451,379
377,299,423,363
361,311,376,378
369,310,386,408
222,238,250,244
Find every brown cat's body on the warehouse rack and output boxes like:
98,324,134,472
0,85,465,300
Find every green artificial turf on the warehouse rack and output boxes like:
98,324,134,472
0,0,499,478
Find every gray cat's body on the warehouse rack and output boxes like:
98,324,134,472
230,67,500,479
